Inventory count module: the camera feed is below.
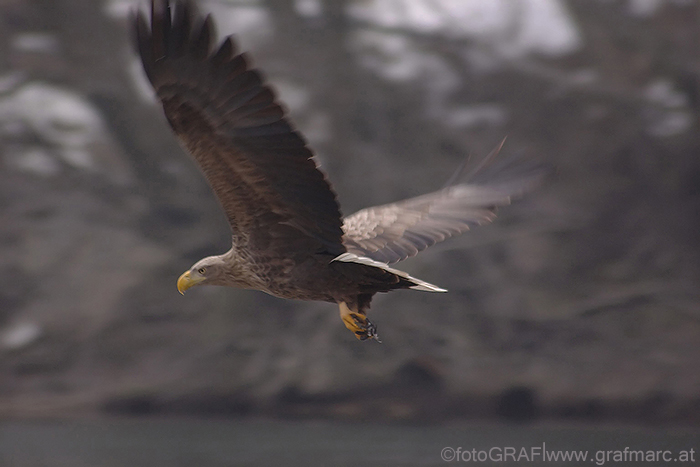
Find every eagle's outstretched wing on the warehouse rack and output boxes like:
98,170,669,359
342,142,549,264
134,0,345,256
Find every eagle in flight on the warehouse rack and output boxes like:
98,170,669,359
133,0,547,341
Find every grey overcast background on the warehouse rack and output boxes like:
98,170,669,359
0,0,699,424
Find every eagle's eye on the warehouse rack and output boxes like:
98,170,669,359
197,267,206,275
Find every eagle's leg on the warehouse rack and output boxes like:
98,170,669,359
339,299,380,342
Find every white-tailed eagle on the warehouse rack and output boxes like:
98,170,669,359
133,0,548,341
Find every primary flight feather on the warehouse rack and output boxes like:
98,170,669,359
134,0,548,341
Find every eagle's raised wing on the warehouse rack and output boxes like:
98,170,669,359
342,142,549,264
134,0,345,256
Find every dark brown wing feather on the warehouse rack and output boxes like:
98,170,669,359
342,143,549,264
134,0,345,256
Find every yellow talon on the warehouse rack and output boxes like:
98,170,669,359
339,302,381,342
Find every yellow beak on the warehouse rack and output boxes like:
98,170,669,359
177,270,204,294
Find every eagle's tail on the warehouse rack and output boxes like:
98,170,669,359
331,252,447,292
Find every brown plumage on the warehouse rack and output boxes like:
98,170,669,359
133,0,548,341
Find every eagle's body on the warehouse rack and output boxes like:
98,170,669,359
134,0,547,340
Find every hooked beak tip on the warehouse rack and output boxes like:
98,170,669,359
177,270,192,295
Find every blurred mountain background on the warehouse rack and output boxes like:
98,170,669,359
0,0,698,425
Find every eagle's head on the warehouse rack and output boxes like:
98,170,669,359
177,255,227,293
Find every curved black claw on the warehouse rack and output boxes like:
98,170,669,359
339,302,382,343
353,315,381,343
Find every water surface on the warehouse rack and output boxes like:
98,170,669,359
0,418,697,466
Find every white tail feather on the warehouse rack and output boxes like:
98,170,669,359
332,252,447,292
